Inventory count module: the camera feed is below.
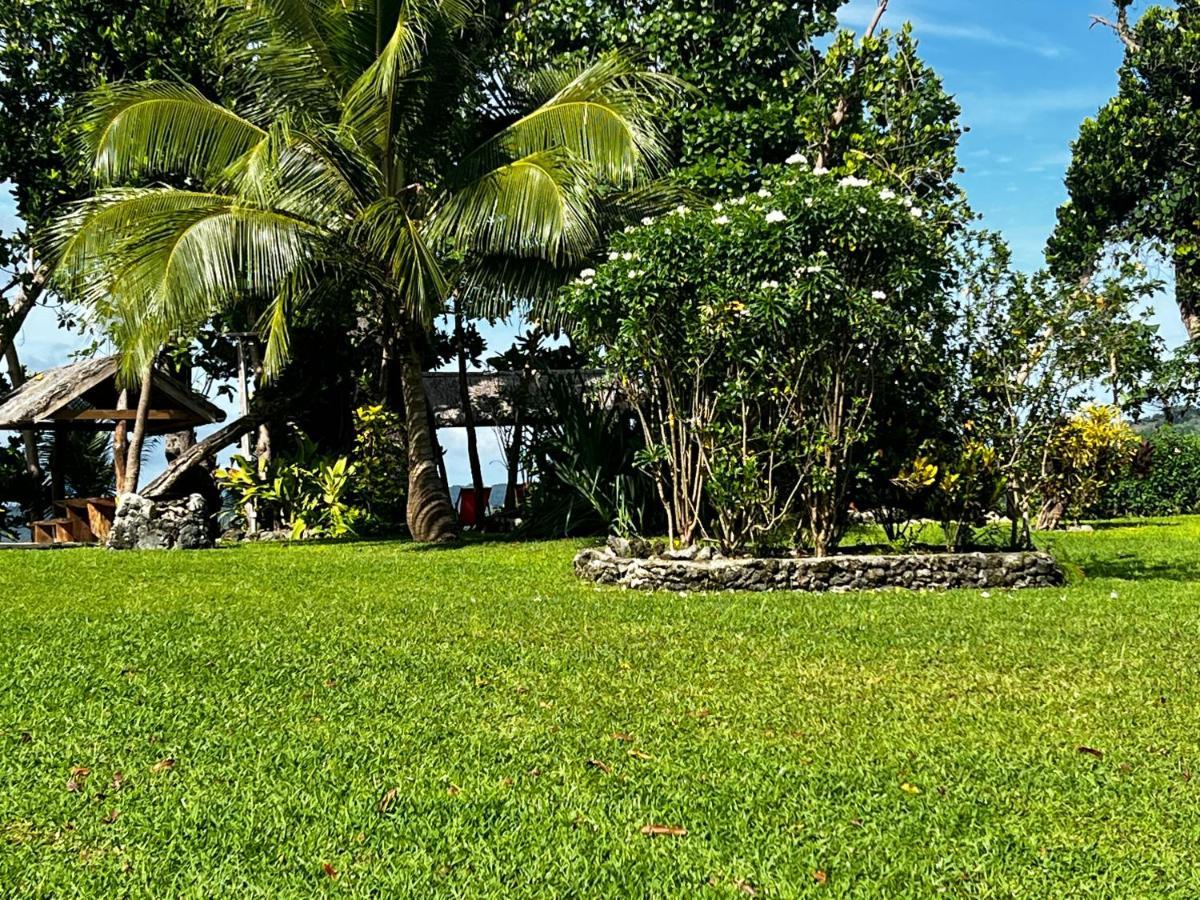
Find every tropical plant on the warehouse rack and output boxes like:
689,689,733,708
217,436,357,539
1036,405,1140,530
1097,426,1200,517
46,0,680,542
349,403,407,532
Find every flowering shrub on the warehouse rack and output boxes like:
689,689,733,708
1094,426,1200,518
560,162,951,554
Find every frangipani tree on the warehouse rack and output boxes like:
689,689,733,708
47,0,679,541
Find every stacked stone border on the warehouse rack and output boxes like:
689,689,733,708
574,541,1063,593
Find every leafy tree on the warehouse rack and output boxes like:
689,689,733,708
0,0,214,356
1049,0,1200,337
949,233,1158,546
46,0,678,541
505,0,963,206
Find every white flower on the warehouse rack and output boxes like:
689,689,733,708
838,175,871,189
879,188,897,201
812,166,830,176
786,152,807,166
760,279,779,289
623,225,636,233
981,591,991,599
1110,590,1119,599
579,268,596,280
805,265,822,274
730,195,747,206
608,251,619,261
712,201,725,212
804,197,815,207
627,269,644,278
902,196,914,208
622,251,634,261
641,216,656,226
757,188,772,198
857,206,868,215
668,204,689,216
909,207,923,218
871,290,887,300
765,209,787,224
713,215,731,225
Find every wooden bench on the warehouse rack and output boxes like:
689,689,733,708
31,498,118,545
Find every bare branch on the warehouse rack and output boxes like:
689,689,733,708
1089,4,1141,53
864,0,890,41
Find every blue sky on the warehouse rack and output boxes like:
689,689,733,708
1,0,1181,484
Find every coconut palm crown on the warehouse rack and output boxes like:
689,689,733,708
46,0,681,541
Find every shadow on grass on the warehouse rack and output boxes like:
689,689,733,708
1076,556,1200,581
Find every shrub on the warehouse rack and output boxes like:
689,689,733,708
520,377,660,538
349,404,407,533
560,163,950,555
1037,405,1139,529
217,434,358,539
1096,427,1200,517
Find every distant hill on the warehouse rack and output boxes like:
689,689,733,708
1132,409,1200,435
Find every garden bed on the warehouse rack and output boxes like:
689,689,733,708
574,539,1063,592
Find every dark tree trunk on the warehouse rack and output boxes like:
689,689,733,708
400,333,458,542
3,342,42,482
455,305,485,498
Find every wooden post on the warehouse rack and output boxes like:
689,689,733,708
51,428,66,502
113,389,130,491
236,334,258,534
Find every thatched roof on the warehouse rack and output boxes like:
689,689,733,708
0,356,226,435
424,369,611,427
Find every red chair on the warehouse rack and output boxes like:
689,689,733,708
456,487,492,527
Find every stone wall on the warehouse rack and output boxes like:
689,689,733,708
574,540,1063,593
107,493,214,550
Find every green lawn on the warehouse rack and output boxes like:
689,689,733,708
1,522,1198,897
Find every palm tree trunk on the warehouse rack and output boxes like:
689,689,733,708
113,389,129,491
400,334,458,542
455,304,485,498
122,364,156,494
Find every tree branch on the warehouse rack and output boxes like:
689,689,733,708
1090,2,1140,53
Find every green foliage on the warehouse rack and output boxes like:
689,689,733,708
561,163,950,553
893,442,1005,551
948,232,1160,546
348,404,408,533
1098,427,1200,517
520,377,659,538
1038,405,1140,530
504,3,963,206
217,436,357,539
1049,1,1200,330
4,524,1200,892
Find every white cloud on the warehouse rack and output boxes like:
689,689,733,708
838,0,1066,58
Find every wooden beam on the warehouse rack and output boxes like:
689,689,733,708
141,414,260,499
51,408,190,422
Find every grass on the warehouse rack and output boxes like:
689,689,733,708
1,521,1199,897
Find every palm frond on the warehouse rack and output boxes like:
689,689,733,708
430,148,598,263
78,82,267,185
466,52,687,189
353,198,448,325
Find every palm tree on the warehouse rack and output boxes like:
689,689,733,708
47,0,679,541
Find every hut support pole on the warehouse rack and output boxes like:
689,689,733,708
51,428,66,502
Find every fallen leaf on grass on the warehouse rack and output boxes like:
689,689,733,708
734,878,757,895
586,758,612,774
813,870,828,885
689,708,712,719
111,772,128,792
102,810,120,825
19,731,32,744
323,862,338,880
1077,745,1104,759
446,783,462,796
610,731,634,743
640,824,687,838
900,783,921,795
151,758,175,773
378,788,398,814
627,749,654,761
66,767,90,792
